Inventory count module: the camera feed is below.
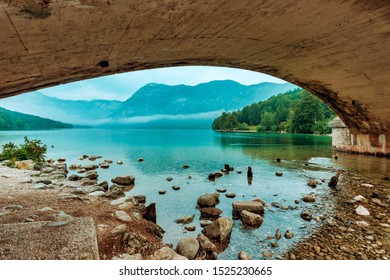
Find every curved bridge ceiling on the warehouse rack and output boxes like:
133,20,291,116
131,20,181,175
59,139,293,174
0,0,389,134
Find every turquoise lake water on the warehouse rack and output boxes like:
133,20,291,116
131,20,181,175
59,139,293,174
0,129,373,259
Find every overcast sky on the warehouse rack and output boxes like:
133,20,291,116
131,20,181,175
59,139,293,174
38,66,287,101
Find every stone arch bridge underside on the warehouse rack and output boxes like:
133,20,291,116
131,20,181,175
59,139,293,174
0,0,389,155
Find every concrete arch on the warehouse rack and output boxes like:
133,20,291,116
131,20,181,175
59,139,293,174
0,0,389,153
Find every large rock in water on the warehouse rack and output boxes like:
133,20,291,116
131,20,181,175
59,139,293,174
197,193,220,208
85,171,99,180
202,217,233,243
200,207,223,220
232,201,264,219
197,234,217,252
111,176,135,186
241,210,263,227
175,214,195,224
176,237,200,260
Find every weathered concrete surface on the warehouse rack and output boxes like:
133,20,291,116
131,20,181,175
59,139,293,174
0,217,99,260
0,1,389,136
330,117,390,156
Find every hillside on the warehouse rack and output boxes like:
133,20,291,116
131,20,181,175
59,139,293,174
212,89,335,134
0,107,73,130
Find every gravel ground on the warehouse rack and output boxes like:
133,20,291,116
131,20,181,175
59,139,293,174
0,165,163,260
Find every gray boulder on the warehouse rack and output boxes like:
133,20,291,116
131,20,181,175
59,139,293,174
176,237,200,260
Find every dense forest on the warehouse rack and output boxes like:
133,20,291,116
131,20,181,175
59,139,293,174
0,107,73,130
212,89,335,134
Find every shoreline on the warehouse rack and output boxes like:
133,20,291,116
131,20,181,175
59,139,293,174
0,160,389,260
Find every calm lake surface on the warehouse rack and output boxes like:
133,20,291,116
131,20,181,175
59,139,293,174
1,129,389,259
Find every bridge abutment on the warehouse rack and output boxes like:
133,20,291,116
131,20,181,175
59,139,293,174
329,117,390,157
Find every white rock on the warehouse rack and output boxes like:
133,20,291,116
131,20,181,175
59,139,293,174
88,191,105,197
355,205,370,216
355,221,370,227
114,211,132,222
360,183,374,188
353,195,367,203
38,207,54,212
112,253,142,260
31,183,47,189
0,209,9,217
111,197,128,206
110,224,127,236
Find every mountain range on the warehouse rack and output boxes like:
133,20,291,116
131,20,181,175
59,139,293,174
0,80,298,128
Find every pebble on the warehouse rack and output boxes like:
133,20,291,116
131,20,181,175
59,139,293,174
271,202,281,208
300,210,312,221
270,242,279,248
166,177,173,181
216,188,227,193
360,183,374,188
302,194,316,203
355,205,370,216
275,229,281,240
284,230,294,239
159,189,167,195
275,172,283,177
340,246,350,253
365,235,375,241
172,186,180,191
185,226,196,231
355,221,370,227
353,195,367,203
117,161,123,165
314,245,321,254
354,252,366,260
263,251,273,258
238,251,251,260
225,193,236,198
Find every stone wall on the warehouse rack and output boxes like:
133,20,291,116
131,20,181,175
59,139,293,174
329,117,390,157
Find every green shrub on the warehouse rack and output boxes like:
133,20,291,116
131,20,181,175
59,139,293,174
0,137,47,163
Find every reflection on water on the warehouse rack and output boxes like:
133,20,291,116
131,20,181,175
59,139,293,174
0,129,389,259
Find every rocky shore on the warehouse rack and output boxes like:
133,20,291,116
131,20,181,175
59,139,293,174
0,157,389,260
283,171,390,260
